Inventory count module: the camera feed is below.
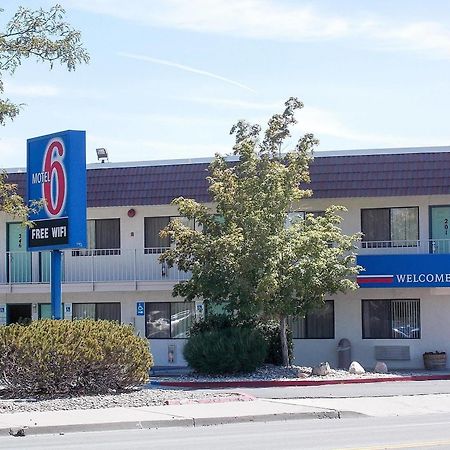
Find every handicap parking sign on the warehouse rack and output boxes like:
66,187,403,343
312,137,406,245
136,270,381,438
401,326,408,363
136,301,145,316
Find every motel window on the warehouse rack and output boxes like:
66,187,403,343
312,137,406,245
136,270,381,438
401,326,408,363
285,211,325,228
287,301,335,339
361,207,418,247
88,219,120,253
72,302,121,322
144,217,171,252
362,299,420,339
74,219,120,255
145,302,195,339
39,303,65,319
144,217,197,253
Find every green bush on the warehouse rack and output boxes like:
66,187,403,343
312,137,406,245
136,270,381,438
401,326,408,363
189,313,234,336
190,314,293,366
253,320,293,366
0,319,153,398
183,327,267,375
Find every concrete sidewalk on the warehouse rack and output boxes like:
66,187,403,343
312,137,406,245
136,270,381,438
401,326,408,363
3,392,450,437
0,399,351,437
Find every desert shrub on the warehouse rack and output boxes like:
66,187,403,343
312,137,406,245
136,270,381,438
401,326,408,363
190,314,293,365
0,319,153,398
183,327,267,375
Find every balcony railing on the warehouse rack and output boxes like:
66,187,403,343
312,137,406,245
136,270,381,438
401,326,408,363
4,240,450,285
358,239,450,255
0,248,189,285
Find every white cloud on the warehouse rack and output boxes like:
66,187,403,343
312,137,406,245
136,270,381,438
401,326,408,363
69,0,349,41
69,0,450,59
179,96,279,110
297,106,450,149
366,20,450,59
118,53,255,92
4,83,61,98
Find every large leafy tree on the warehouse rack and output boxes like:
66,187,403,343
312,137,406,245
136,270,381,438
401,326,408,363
161,98,361,366
0,4,89,220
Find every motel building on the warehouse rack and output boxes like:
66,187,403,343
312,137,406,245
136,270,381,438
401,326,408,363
1,145,450,369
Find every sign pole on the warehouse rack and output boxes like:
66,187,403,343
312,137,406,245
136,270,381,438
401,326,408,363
50,250,62,319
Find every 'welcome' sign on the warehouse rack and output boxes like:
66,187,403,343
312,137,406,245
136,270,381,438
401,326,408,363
357,254,450,288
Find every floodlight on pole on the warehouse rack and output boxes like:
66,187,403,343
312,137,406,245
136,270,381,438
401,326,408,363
96,147,109,163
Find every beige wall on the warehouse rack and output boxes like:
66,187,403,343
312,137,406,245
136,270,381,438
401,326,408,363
2,195,450,368
293,287,450,370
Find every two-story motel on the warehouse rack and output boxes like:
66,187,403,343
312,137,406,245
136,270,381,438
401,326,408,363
2,145,450,369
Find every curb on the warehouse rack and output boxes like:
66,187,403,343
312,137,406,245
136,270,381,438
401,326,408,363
150,374,450,389
0,409,364,437
164,393,256,405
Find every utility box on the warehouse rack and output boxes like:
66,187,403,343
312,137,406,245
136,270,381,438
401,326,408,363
337,338,351,369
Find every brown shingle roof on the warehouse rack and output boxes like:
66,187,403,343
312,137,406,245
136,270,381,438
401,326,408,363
6,151,450,207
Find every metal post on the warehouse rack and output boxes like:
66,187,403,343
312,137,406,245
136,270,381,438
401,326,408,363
51,250,62,319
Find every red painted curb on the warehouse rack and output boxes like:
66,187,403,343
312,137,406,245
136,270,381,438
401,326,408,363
154,374,450,389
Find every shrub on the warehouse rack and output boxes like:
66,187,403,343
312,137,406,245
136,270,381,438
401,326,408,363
189,313,234,336
252,320,293,366
190,314,293,366
183,327,267,375
0,319,153,398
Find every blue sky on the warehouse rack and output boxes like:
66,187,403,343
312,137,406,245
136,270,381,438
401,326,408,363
2,0,450,167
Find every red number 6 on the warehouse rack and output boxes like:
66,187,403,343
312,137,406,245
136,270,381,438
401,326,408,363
43,140,66,216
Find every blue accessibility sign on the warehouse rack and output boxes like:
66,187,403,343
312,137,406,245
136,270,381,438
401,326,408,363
136,301,145,316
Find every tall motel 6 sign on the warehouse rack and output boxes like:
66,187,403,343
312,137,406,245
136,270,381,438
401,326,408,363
27,131,87,319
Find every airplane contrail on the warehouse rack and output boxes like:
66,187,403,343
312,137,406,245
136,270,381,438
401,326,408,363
118,52,256,93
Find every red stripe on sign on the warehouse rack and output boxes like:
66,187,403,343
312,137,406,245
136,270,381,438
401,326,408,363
358,276,394,284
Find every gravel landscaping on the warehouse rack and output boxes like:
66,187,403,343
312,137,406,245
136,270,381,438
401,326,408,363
0,388,241,414
0,364,444,414
156,364,434,382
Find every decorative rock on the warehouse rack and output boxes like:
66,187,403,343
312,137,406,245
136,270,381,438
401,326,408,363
374,361,388,374
312,362,331,376
348,361,365,374
296,371,310,379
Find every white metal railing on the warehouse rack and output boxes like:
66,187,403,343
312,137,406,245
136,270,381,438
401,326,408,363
2,248,190,285
358,239,450,255
4,240,450,285
358,240,421,254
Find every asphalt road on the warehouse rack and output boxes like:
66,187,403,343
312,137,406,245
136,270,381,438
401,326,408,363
4,413,450,449
211,379,450,399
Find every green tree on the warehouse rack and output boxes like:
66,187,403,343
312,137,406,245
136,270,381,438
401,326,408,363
0,4,89,220
161,98,361,366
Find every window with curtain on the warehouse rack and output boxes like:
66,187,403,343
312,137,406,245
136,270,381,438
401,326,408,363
72,302,121,322
144,217,171,253
362,299,420,339
74,219,120,255
361,207,418,247
145,302,195,339
287,301,334,339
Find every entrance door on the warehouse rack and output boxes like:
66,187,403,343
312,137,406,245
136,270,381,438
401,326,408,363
7,304,32,325
7,223,31,283
430,206,450,253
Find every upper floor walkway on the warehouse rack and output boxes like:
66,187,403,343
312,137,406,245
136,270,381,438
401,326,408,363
2,239,450,291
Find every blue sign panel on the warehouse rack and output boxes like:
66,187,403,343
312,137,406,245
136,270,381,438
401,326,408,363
357,254,450,288
136,302,145,316
27,130,87,251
